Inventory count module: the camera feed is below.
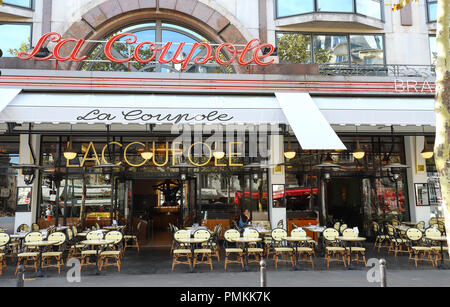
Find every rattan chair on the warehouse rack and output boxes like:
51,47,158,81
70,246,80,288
339,224,348,234
243,228,264,265
342,228,366,266
386,224,409,257
41,232,66,274
372,221,388,252
416,221,425,232
277,219,284,229
17,224,29,233
271,228,294,269
15,232,42,275
193,229,213,270
172,230,192,271
406,227,434,267
424,227,447,265
323,228,347,268
0,233,10,276
99,231,123,272
333,222,341,231
223,229,244,270
124,221,142,253
80,230,104,270
290,228,314,269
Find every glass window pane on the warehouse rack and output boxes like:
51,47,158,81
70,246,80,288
0,24,31,57
350,34,384,65
356,0,382,19
313,35,349,64
277,0,314,17
317,0,353,12
428,2,437,22
429,36,437,65
276,33,312,64
3,0,32,8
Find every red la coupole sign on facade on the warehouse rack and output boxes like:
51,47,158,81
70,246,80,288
18,32,275,71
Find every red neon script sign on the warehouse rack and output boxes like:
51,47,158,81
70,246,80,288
18,32,275,71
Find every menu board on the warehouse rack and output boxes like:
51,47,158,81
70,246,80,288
16,186,32,212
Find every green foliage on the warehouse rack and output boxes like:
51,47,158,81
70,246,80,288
7,37,30,56
277,34,332,64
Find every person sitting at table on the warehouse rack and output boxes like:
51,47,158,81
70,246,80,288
237,209,251,233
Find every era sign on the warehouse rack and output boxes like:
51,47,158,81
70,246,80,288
17,32,275,71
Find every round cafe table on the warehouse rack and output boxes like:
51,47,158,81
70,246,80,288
23,240,59,277
428,236,449,270
231,237,262,272
337,236,366,270
284,236,312,271
81,239,115,275
176,237,209,273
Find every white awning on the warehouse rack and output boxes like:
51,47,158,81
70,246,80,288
0,88,21,113
276,92,346,150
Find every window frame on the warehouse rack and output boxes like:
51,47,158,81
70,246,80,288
426,0,437,23
275,0,384,21
275,31,386,66
2,0,34,10
0,22,33,57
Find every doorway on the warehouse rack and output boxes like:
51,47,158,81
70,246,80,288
326,177,363,230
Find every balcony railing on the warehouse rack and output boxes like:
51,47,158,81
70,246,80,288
319,64,436,78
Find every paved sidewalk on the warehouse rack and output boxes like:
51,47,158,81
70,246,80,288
1,268,449,287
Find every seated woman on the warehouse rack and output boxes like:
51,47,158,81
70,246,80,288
237,209,251,233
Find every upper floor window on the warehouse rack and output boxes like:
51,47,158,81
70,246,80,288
3,0,33,9
81,22,232,73
426,0,437,22
276,0,383,20
429,35,437,65
276,32,385,65
0,23,32,57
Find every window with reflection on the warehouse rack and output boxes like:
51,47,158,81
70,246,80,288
349,34,384,65
283,136,409,225
356,0,382,19
317,0,353,12
429,35,437,66
0,23,31,57
81,22,232,73
313,35,349,64
0,137,19,232
276,0,383,20
277,32,384,65
3,0,32,8
276,0,314,17
427,0,437,22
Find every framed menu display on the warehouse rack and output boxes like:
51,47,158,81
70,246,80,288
16,186,32,212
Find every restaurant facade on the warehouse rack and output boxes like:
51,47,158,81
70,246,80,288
0,0,442,241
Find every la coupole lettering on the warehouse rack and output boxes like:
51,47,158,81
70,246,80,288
17,32,275,71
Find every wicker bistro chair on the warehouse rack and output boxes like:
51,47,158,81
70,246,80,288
223,229,244,270
17,224,30,233
0,233,10,276
290,228,315,269
67,228,85,260
385,224,409,257
193,229,214,270
15,232,43,275
416,221,425,232
124,221,142,253
277,220,284,229
80,231,105,270
333,222,341,231
98,231,123,272
41,232,66,274
339,224,348,234
372,221,388,252
271,228,294,269
424,227,447,265
341,228,367,266
202,224,221,261
172,230,192,271
406,228,434,267
323,228,347,268
243,228,264,265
